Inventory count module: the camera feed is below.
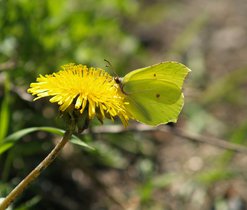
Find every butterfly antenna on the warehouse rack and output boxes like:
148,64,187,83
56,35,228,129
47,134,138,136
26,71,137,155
104,59,118,77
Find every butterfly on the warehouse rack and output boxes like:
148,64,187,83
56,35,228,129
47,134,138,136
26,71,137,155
115,61,191,126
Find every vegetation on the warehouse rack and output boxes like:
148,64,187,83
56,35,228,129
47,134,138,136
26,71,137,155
1,0,247,209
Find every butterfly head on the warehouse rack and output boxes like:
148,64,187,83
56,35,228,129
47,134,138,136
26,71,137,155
114,77,127,94
114,76,123,85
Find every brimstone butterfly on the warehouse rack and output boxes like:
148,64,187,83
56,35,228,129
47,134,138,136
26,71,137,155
115,61,190,126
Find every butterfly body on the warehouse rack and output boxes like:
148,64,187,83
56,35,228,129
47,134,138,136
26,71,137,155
116,61,190,126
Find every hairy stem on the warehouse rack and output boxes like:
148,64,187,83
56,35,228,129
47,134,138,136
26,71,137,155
0,124,76,210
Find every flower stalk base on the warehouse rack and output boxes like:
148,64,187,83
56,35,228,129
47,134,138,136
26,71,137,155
0,122,76,210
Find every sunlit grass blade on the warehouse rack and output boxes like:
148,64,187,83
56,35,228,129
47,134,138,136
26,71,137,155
0,75,10,143
0,142,13,154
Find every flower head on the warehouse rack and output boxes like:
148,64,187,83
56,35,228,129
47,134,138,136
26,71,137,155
28,64,131,126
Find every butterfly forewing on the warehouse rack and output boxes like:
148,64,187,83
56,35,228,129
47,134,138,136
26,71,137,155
123,79,181,105
123,61,190,89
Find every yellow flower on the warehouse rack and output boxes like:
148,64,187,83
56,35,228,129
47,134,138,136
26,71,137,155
28,63,131,126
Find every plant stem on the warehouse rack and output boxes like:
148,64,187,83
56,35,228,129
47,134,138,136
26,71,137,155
0,127,75,210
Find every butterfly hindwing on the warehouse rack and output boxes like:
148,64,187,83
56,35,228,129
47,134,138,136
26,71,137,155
126,93,184,125
123,79,181,105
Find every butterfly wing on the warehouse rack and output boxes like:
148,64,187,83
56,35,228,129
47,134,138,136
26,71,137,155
123,79,183,125
122,61,190,125
123,61,190,88
126,94,184,125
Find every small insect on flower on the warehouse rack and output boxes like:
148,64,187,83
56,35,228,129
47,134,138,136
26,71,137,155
27,64,132,126
114,61,191,126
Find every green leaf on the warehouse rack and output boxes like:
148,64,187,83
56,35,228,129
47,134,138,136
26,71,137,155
0,127,94,154
0,142,13,154
70,137,95,150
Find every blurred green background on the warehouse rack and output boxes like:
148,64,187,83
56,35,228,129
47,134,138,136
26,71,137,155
1,0,247,209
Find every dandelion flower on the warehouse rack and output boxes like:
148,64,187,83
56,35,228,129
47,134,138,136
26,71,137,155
28,64,131,126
